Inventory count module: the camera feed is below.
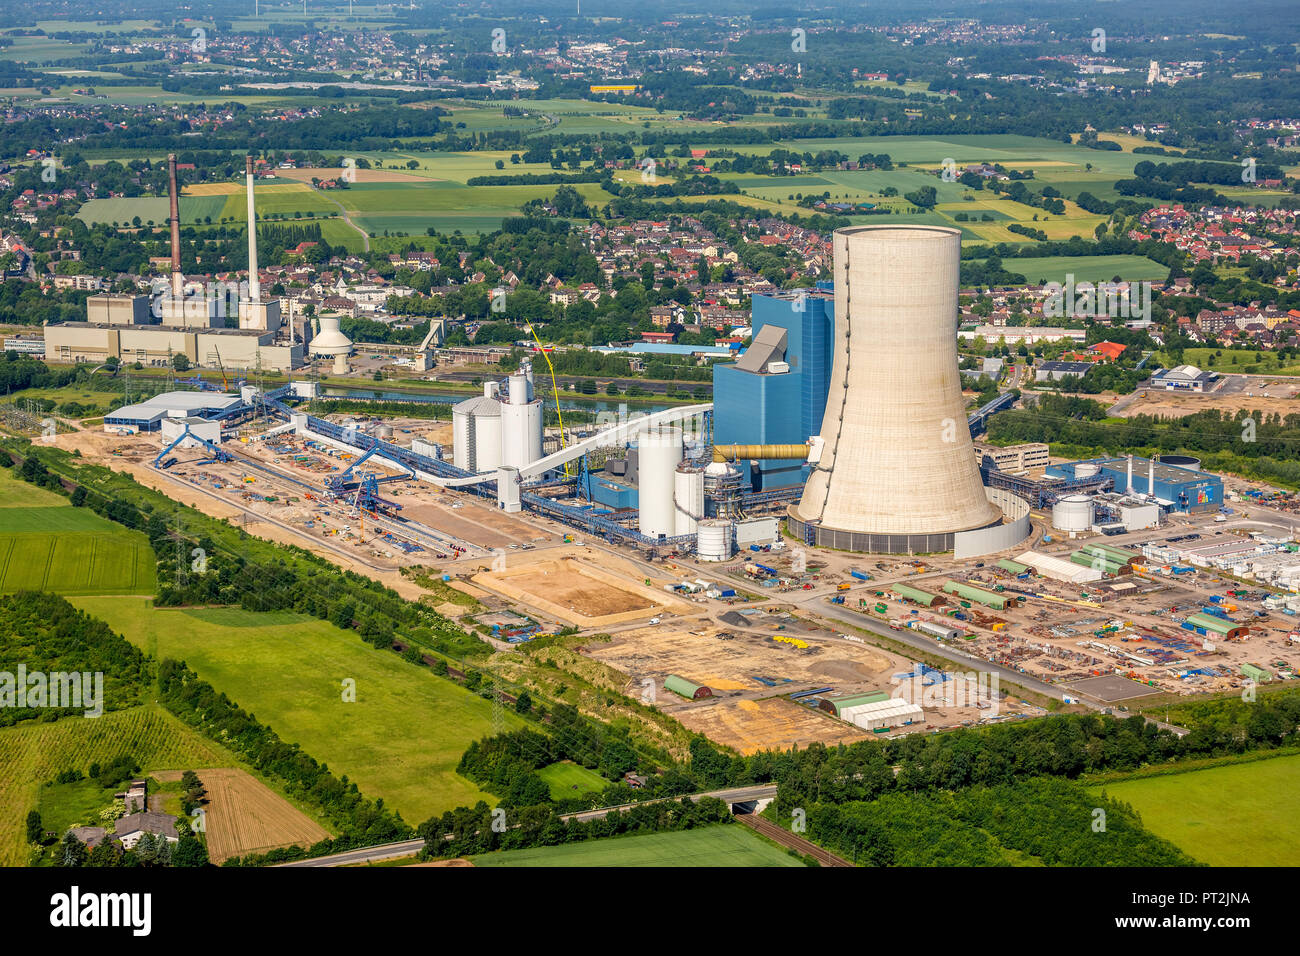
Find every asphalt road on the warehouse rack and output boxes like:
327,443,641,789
792,592,1103,709
275,784,779,867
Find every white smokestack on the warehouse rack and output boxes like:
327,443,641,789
245,155,261,303
1148,458,1155,500
1126,455,1133,495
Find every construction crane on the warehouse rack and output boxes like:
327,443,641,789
212,344,230,391
153,424,231,469
326,441,413,492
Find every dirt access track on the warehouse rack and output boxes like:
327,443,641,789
471,550,695,628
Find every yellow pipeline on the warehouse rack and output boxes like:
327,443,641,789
712,444,809,462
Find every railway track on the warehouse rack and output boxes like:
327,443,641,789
736,813,854,867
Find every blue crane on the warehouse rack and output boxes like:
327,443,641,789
326,441,413,492
153,424,232,469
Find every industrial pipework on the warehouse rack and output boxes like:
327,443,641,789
712,444,810,463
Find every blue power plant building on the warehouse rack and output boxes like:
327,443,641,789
1046,457,1223,513
712,286,834,489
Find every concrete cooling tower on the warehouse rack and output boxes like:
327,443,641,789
789,225,1008,554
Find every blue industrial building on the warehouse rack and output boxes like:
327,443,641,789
1046,457,1223,513
712,286,833,489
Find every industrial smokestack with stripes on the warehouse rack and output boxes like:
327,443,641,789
245,155,261,303
167,154,183,301
789,225,1004,553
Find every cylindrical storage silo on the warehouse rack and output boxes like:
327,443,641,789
697,519,733,561
1052,494,1094,532
674,462,705,537
507,372,529,406
500,399,543,468
637,424,683,538
452,401,474,471
474,407,502,474
1074,462,1100,479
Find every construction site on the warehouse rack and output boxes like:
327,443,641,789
54,222,1300,759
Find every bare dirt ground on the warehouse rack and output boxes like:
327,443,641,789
475,557,675,627
1116,390,1300,421
56,429,430,601
182,182,244,196
588,622,897,693
471,548,695,627
154,768,330,863
672,696,872,755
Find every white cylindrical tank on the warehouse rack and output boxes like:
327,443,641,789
637,424,683,538
697,520,733,561
500,396,544,468
453,405,473,471
452,394,502,473
1074,462,1100,479
474,410,502,474
507,372,529,406
1052,494,1094,532
674,462,705,537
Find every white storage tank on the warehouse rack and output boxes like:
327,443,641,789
637,425,683,538
451,393,502,473
1052,494,1094,532
697,519,733,561
1074,462,1100,479
498,365,544,468
674,462,705,537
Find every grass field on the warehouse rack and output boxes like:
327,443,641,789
471,824,804,867
973,254,1171,285
1151,347,1300,376
0,470,157,596
71,596,517,823
1094,754,1300,866
536,761,610,801
0,704,231,866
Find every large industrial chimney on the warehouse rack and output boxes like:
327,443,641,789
245,155,261,302
789,226,1001,553
167,154,183,301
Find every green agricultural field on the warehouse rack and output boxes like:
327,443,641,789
76,195,226,227
1094,755,1300,866
536,761,610,801
0,470,156,596
973,254,1171,285
1151,347,1300,376
0,469,66,508
0,703,232,866
471,824,804,867
217,182,337,220
72,596,518,822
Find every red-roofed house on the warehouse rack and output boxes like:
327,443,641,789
1090,341,1127,362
